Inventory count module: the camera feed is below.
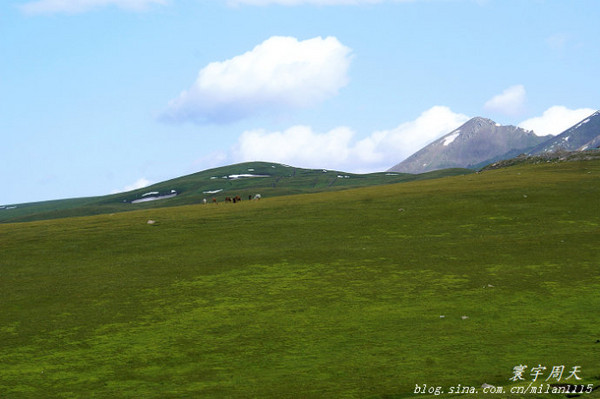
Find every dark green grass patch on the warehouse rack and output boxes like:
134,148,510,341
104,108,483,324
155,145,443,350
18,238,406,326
0,161,599,398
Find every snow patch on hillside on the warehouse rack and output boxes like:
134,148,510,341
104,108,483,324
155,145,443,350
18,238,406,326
575,118,590,129
132,193,177,204
227,174,270,179
443,131,460,146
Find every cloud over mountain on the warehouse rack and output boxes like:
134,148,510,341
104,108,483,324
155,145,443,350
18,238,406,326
233,126,355,168
484,85,526,116
230,106,469,172
111,177,152,194
20,0,167,14
518,106,596,136
161,36,352,124
354,106,470,167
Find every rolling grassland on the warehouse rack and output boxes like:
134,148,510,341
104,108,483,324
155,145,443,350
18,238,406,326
0,162,472,224
1,160,599,398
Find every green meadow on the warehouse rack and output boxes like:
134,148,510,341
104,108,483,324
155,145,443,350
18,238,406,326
1,160,599,398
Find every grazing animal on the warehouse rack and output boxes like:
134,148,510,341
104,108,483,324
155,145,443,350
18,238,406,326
254,194,261,200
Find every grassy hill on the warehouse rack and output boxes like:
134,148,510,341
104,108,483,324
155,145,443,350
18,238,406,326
0,162,472,224
1,160,599,398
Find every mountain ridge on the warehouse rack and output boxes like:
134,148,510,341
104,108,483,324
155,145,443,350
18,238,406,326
528,110,600,155
387,117,550,174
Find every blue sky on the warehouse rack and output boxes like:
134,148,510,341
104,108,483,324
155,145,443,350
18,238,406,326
1,0,598,205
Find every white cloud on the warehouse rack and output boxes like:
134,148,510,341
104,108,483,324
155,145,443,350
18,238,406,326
20,0,167,14
483,85,526,116
161,36,352,124
112,177,152,194
233,125,355,169
518,106,596,136
230,106,469,172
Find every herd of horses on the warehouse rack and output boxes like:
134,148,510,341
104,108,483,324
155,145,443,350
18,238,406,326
225,195,244,203
203,194,261,204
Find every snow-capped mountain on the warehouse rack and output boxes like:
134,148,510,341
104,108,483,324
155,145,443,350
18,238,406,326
387,117,550,173
528,110,600,154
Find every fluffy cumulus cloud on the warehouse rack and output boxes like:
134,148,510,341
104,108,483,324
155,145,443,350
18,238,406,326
20,0,167,14
231,106,469,172
518,106,596,136
483,85,526,116
162,36,352,124
233,125,355,169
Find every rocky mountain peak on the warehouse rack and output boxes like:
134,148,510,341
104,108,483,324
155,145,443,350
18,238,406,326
387,117,547,174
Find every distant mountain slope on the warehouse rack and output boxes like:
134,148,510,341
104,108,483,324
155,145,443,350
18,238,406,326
387,117,549,174
480,148,600,171
580,134,600,150
528,110,600,154
0,162,472,223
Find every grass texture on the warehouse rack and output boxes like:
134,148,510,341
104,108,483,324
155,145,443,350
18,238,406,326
1,160,599,398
